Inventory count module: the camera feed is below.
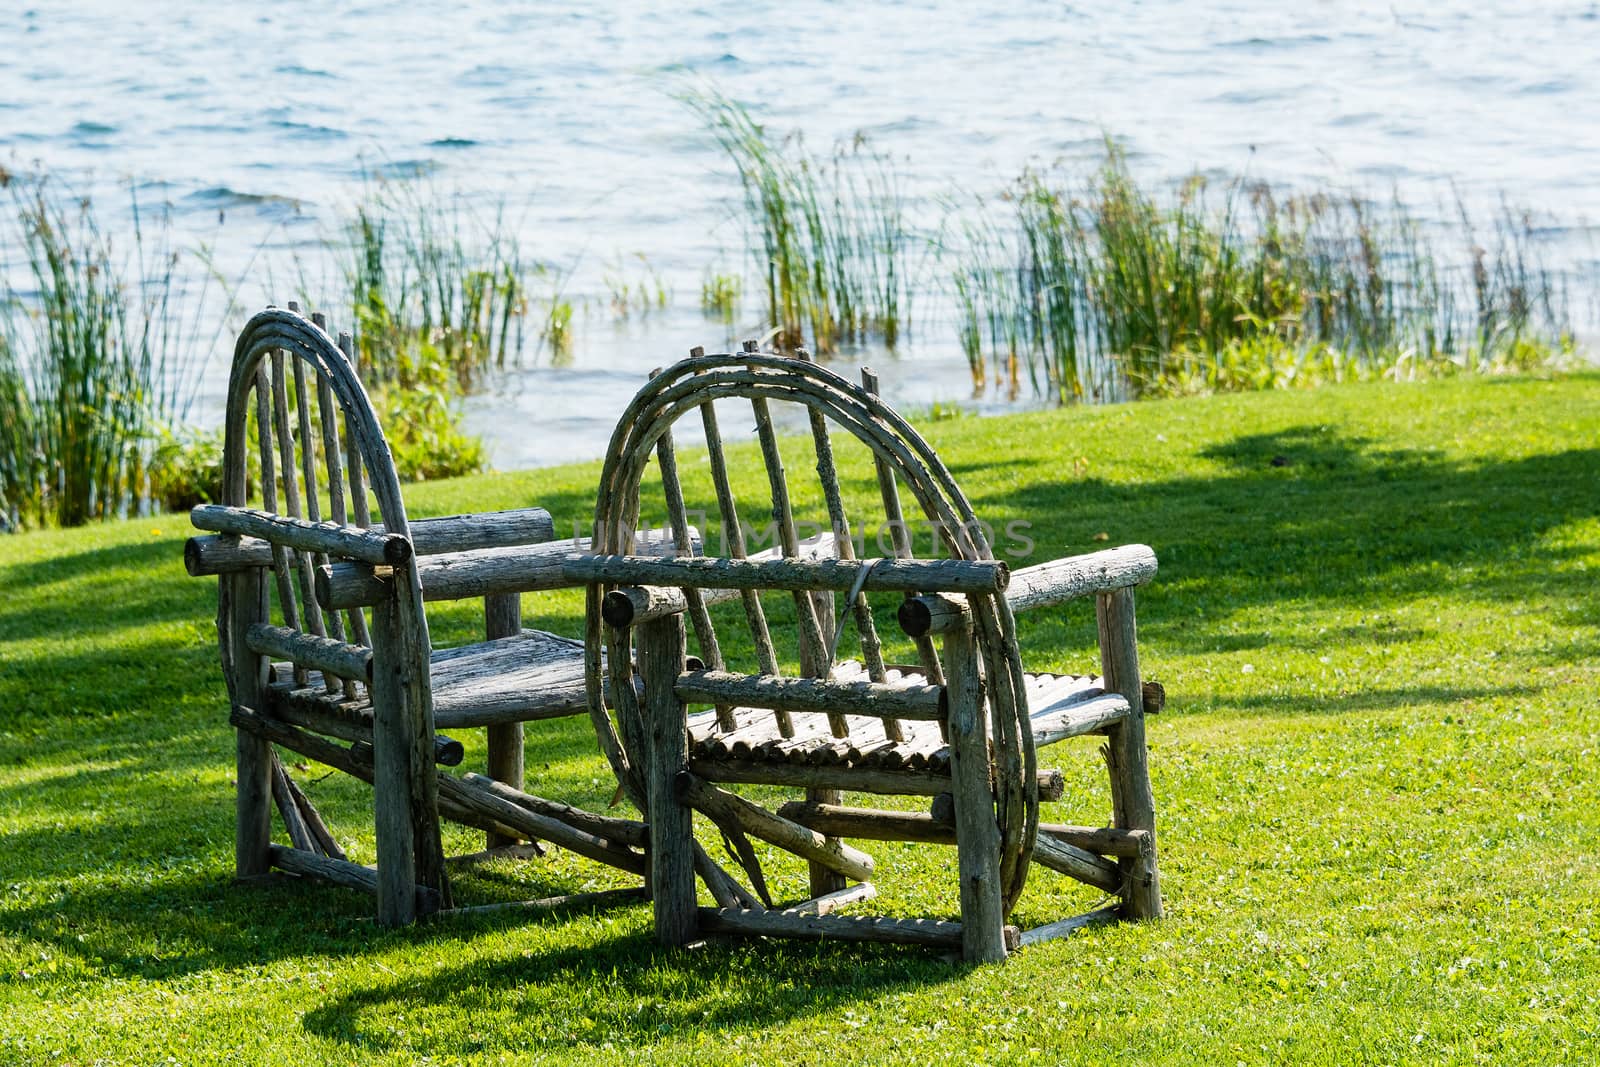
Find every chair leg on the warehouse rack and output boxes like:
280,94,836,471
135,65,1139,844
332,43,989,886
1096,588,1163,919
944,624,1008,963
484,592,525,850
640,614,697,946
226,568,273,879
370,596,421,927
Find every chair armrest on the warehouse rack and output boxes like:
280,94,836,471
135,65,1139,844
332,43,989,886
190,504,410,566
561,553,1008,597
897,544,1156,637
316,527,693,610
184,506,554,577
1005,544,1157,613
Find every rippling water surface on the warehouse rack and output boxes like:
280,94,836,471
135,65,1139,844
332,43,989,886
3,1,1596,466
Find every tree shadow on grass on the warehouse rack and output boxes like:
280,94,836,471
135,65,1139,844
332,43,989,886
959,427,1600,658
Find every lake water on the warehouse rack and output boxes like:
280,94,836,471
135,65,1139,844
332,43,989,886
3,1,1597,467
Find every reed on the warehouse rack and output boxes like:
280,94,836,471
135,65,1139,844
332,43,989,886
0,177,222,528
683,88,913,353
946,143,1577,402
342,175,531,393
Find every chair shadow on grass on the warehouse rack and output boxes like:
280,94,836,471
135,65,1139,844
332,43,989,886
298,926,955,1054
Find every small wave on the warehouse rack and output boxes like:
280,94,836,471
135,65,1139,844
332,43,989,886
370,158,440,179
182,186,303,215
430,137,478,148
70,120,117,136
269,120,349,141
275,63,337,80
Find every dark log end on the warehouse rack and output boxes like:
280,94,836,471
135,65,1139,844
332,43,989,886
685,656,706,672
689,346,705,357
1142,680,1166,715
929,791,955,825
434,735,465,767
991,560,1011,592
1003,925,1022,953
183,537,206,577
935,685,949,723
601,590,637,629
382,535,414,566
1038,769,1065,803
897,598,933,638
313,565,334,609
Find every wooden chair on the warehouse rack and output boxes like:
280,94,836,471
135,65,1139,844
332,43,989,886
186,305,658,925
576,346,1164,961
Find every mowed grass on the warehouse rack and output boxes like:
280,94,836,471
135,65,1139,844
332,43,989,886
3,374,1600,1065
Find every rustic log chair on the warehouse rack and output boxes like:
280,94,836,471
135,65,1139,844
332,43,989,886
577,345,1165,962
186,305,667,925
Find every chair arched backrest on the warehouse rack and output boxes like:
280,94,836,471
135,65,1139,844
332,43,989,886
583,350,1042,910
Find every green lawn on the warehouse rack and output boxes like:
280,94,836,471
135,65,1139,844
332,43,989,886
3,374,1598,1065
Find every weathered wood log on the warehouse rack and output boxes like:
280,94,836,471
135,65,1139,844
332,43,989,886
185,508,555,575
1017,905,1123,947
692,841,761,910
483,591,523,849
782,882,877,916
896,545,1158,637
226,566,273,879
698,907,1020,952
896,596,968,641
690,758,1067,801
564,553,1009,597
1041,825,1151,860
270,350,333,674
1142,680,1166,715
1097,587,1162,920
673,670,946,721
861,366,946,687
268,844,439,913
779,802,955,843
269,749,316,853
268,700,464,767
598,534,841,629
1032,834,1123,893
317,528,689,610
459,773,648,849
640,613,697,946
744,349,833,691
1031,692,1130,746
648,377,734,731
435,887,647,920
434,773,647,876
784,802,1152,867
248,624,373,683
232,705,498,838
695,364,791,737
678,774,875,882
282,765,345,861
191,503,410,566
945,623,1007,963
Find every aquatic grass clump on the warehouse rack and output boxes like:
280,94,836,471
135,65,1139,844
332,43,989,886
684,88,914,353
338,174,575,480
0,177,224,528
343,174,539,393
948,144,1578,403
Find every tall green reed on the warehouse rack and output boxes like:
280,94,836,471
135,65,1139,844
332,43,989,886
948,143,1575,403
0,175,222,528
683,88,913,353
343,174,533,393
